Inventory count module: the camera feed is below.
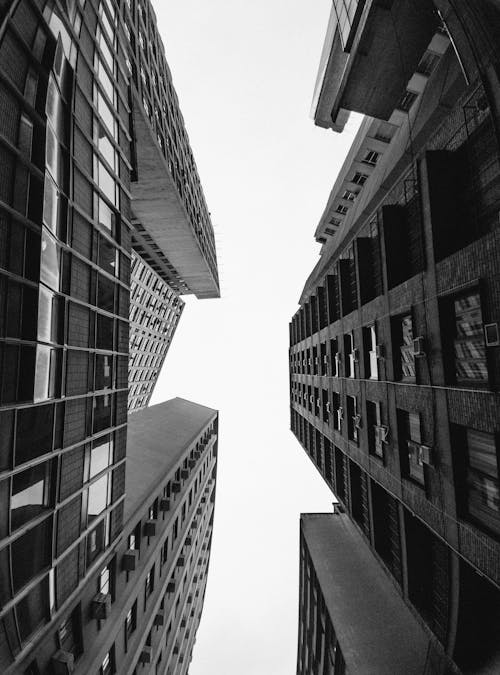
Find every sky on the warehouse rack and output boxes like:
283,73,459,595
150,2,362,673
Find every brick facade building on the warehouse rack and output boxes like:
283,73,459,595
291,2,500,672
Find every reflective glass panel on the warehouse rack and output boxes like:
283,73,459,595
88,474,109,521
11,463,49,530
90,435,111,478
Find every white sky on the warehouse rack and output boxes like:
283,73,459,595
150,2,362,673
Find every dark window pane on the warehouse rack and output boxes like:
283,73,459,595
16,404,54,465
12,518,52,592
95,354,113,391
11,462,51,530
16,576,49,642
97,274,115,312
93,394,112,434
96,314,114,350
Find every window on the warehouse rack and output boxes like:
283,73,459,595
335,204,349,215
342,189,358,201
95,354,113,391
398,410,425,485
332,392,341,432
393,313,415,380
12,518,52,592
446,292,488,383
343,334,355,378
453,427,500,535
397,90,418,112
99,565,110,596
363,325,378,379
362,150,380,165
330,338,340,377
124,600,137,649
128,522,140,551
88,474,110,522
90,435,112,479
352,172,368,186
366,401,383,459
11,462,52,530
100,647,114,675
346,395,358,443
144,564,155,605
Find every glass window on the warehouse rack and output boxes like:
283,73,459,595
96,57,114,101
96,314,114,350
466,429,499,532
16,575,50,642
363,324,378,379
87,518,106,567
40,230,60,291
98,236,118,276
16,404,54,466
12,518,52,592
398,409,424,485
97,159,116,205
99,565,110,595
88,474,109,522
90,434,112,478
453,292,488,383
399,314,415,379
95,354,113,391
97,91,116,139
98,197,115,232
97,274,115,312
11,462,51,530
93,393,113,433
98,125,115,169
34,346,62,401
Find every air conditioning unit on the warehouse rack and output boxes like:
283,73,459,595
139,646,152,664
326,402,331,413
176,556,185,567
375,425,390,444
315,357,319,366
352,348,360,363
196,506,202,515
353,414,362,429
185,535,192,546
419,444,433,465
172,481,181,493
167,581,175,593
408,440,433,466
323,354,329,365
316,398,321,409
173,645,179,655
159,498,170,512
143,520,156,537
309,395,314,404
91,593,111,620
412,336,426,357
338,406,344,421
376,344,385,359
180,469,189,480
485,322,500,346
122,549,138,572
180,618,187,628
52,650,75,675
188,458,196,469
154,612,165,626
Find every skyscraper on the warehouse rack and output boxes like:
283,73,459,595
0,0,219,672
291,2,500,672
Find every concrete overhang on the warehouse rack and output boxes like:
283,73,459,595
314,0,438,131
130,90,220,299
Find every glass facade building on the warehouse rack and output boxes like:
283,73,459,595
0,0,219,672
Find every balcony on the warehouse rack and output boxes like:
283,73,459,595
313,0,439,131
130,88,219,299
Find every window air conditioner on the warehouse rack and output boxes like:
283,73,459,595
352,348,360,363
353,414,362,429
143,520,156,537
159,498,170,512
91,593,112,620
315,357,319,366
139,646,152,664
419,444,433,465
122,549,138,572
52,650,75,675
172,481,181,493
326,402,331,413
376,344,385,359
485,322,500,347
412,336,426,357
185,535,192,546
176,556,185,567
309,395,314,404
408,440,433,466
154,612,165,626
180,468,189,480
374,425,390,444
167,581,175,593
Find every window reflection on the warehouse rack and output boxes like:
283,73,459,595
34,346,62,401
98,197,115,232
88,474,109,522
98,236,118,276
90,435,112,478
98,125,115,169
40,230,60,291
95,354,113,391
98,159,116,205
11,463,50,530
97,92,116,139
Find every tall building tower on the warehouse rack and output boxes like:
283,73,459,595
0,0,219,672
291,2,500,672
